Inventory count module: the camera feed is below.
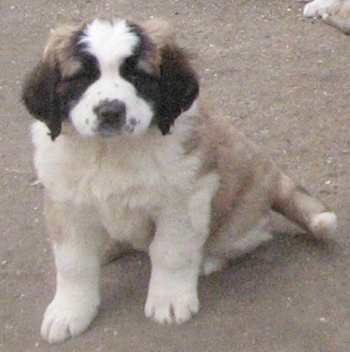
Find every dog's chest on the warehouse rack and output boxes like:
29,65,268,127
33,122,206,245
90,140,202,243
92,139,199,205
35,125,201,210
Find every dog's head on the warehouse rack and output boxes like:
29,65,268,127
22,18,199,140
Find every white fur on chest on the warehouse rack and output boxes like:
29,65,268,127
32,121,216,245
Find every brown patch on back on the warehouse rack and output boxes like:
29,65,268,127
193,110,276,238
192,106,333,246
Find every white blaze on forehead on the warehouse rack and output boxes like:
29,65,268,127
80,19,140,69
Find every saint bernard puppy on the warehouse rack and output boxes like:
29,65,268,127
22,18,337,343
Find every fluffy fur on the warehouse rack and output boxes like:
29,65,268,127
303,0,350,35
22,18,337,344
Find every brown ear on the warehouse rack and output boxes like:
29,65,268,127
22,61,62,140
156,44,199,134
22,24,83,140
142,19,199,134
141,18,175,48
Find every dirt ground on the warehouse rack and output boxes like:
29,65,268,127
0,0,349,351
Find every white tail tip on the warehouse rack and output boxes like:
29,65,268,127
310,212,337,236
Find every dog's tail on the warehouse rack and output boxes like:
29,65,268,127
271,172,337,237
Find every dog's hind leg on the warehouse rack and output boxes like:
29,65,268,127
201,224,273,276
271,172,337,237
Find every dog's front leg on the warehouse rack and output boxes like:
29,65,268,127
145,174,218,324
145,212,203,324
41,198,105,343
145,176,218,324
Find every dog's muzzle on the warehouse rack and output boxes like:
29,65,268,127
94,99,126,135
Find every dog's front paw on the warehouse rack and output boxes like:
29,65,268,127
41,297,99,344
145,290,199,324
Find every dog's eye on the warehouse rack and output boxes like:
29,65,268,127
62,72,84,83
120,57,140,79
56,71,85,94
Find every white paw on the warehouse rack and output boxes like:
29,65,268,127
303,0,340,18
41,297,99,343
145,290,199,324
310,211,337,236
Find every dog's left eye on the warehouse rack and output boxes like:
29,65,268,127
120,57,141,79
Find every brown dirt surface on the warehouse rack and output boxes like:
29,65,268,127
1,1,349,351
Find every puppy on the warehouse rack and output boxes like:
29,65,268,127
22,18,337,343
303,0,350,34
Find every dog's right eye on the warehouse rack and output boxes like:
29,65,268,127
57,58,100,94
61,72,84,83
120,57,141,80
61,55,99,84
56,71,85,94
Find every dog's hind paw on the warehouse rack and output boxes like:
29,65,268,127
310,211,337,236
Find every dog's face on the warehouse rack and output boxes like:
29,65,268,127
22,19,199,140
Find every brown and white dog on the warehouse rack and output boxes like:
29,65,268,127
22,18,337,344
303,0,350,35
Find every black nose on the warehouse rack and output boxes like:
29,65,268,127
94,99,126,132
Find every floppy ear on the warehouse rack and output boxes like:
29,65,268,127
22,61,62,140
22,23,83,140
142,19,199,134
156,44,199,134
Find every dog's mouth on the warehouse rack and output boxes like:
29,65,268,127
93,116,141,138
